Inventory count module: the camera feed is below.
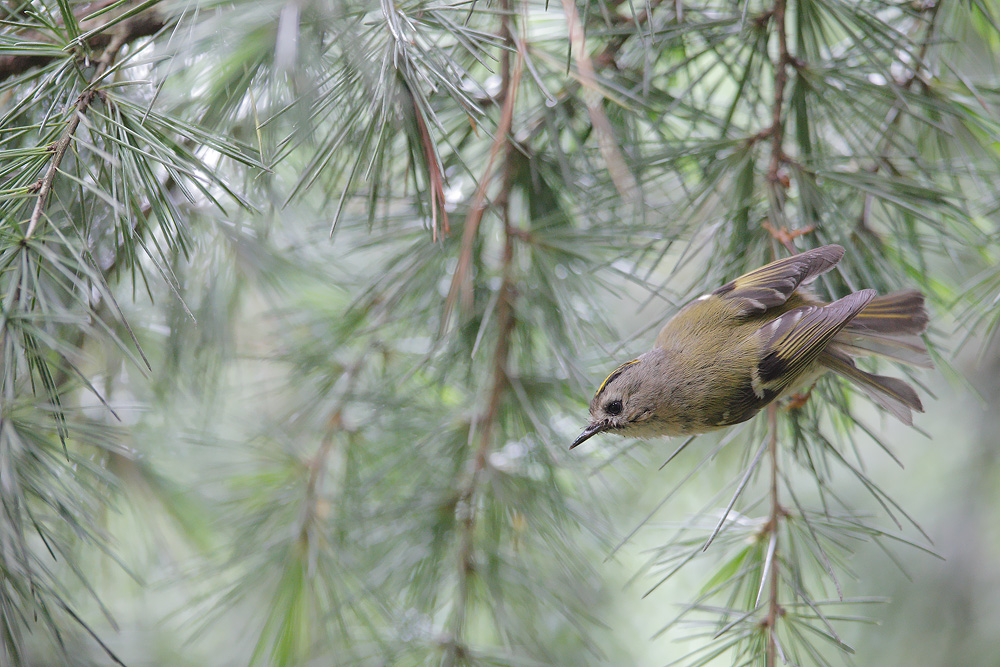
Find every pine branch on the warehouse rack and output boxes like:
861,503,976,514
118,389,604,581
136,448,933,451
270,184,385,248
766,0,791,191
441,48,523,331
764,404,782,667
561,0,638,202
446,3,521,663
0,0,165,83
24,29,127,239
763,3,793,660
858,0,943,238
297,358,366,546
0,16,141,432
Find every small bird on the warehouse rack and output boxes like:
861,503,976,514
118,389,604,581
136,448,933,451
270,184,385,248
571,244,930,449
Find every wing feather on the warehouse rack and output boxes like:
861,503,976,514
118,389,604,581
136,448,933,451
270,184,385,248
752,289,877,397
713,244,844,316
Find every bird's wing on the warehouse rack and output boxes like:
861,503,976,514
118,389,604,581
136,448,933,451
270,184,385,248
712,244,844,316
750,289,876,399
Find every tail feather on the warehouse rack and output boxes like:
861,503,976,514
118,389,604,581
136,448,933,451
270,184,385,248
820,351,923,425
848,289,929,335
835,289,932,368
831,332,932,368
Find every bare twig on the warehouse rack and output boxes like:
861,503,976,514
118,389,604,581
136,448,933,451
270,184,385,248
401,81,450,242
297,358,366,548
413,100,449,242
766,0,790,189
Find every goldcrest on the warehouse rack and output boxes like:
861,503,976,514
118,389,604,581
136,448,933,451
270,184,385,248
571,244,929,449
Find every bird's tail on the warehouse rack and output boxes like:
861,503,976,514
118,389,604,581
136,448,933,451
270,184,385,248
819,350,923,425
833,290,932,368
821,289,930,425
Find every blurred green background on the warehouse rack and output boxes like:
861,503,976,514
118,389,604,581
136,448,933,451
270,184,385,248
2,0,1000,665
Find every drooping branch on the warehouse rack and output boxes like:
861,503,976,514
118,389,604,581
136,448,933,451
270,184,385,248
763,403,783,667
0,1,165,83
441,46,523,330
858,0,942,238
761,0,791,661
444,2,522,663
22,6,167,240
298,358,367,547
561,0,638,202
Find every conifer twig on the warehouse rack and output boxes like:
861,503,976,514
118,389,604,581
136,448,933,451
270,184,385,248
561,0,638,202
445,3,521,663
764,403,783,667
441,42,524,332
762,0,793,646
0,0,164,83
24,21,140,240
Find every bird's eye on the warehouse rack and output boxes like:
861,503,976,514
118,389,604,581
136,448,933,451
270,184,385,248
605,400,623,416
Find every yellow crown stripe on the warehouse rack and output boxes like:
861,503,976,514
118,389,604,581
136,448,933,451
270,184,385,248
596,359,640,398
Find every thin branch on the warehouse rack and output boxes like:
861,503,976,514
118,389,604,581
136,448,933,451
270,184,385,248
857,0,942,237
445,3,521,663
2,16,148,423
766,0,791,189
297,358,366,548
561,0,638,202
764,403,782,667
440,44,524,334
24,10,163,240
0,0,165,83
761,0,792,629
411,92,450,242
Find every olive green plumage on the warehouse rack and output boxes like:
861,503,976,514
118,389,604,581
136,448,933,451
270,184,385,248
571,244,930,449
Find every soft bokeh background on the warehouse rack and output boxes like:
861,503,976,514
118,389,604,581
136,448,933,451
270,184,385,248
2,0,1000,665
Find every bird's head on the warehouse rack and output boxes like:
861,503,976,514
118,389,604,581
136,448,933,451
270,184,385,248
571,355,661,449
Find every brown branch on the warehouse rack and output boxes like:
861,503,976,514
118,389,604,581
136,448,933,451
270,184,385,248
296,356,368,552
298,414,341,545
766,0,790,189
24,55,115,239
2,10,158,403
444,3,520,663
401,80,450,242
764,403,783,667
440,39,524,334
857,0,941,238
414,104,449,242
0,0,164,83
762,0,793,637
561,0,638,203
23,9,165,240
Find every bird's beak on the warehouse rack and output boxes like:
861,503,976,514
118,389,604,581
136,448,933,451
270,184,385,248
570,421,609,450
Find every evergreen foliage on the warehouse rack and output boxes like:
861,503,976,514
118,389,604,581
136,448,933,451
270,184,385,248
1,0,999,664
